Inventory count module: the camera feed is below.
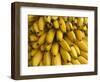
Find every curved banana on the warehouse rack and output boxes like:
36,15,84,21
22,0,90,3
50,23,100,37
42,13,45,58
31,42,39,49
78,56,88,64
73,44,80,55
53,20,59,29
80,51,88,59
45,43,52,51
29,34,38,42
30,49,38,56
71,58,80,64
64,37,73,46
33,22,39,34
56,30,63,41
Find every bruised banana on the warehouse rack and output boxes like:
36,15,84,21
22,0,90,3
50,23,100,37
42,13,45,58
71,58,80,64
56,30,63,41
52,53,61,65
32,50,43,66
38,17,45,31
59,17,66,33
67,31,76,42
70,46,78,58
60,47,71,62
53,20,59,29
78,56,88,64
46,29,55,43
80,51,88,59
43,52,51,66
51,42,59,56
38,32,46,45
59,39,71,51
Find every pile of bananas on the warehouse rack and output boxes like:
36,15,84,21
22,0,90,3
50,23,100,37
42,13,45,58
28,15,88,66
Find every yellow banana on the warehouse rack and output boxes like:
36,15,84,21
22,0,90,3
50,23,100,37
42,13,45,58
56,30,63,41
63,16,68,22
52,53,61,65
51,16,58,20
67,31,76,42
46,29,55,43
33,22,39,34
32,42,39,49
40,45,45,51
45,43,52,51
64,37,73,46
80,51,88,59
73,44,80,55
77,17,84,26
78,56,88,64
59,39,71,51
32,50,43,66
70,46,78,58
66,22,74,30
44,16,51,23
60,47,71,62
75,30,85,41
30,49,38,56
51,42,59,56
36,30,44,37
84,17,88,24
38,32,46,45
59,17,66,33
71,58,80,64
39,60,44,66
29,34,38,42
28,15,34,22
38,17,45,31
53,20,59,29
77,40,88,52
43,52,51,66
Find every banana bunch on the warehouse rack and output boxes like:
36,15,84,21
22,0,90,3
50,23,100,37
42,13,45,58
28,15,88,66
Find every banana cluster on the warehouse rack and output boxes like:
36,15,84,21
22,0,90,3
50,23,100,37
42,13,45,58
28,15,88,66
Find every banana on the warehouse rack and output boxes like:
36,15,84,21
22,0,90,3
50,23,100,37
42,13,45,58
38,32,46,45
63,16,68,22
28,15,34,22
32,50,43,66
64,37,73,46
59,17,66,33
51,16,58,20
71,58,80,64
31,42,39,49
70,46,78,58
46,29,55,43
39,60,44,66
59,39,71,51
33,22,39,34
43,52,51,66
66,22,74,30
67,31,76,42
40,45,45,51
60,47,71,62
30,49,38,56
75,30,85,41
80,51,88,59
73,44,80,55
38,17,45,31
56,30,63,41
78,56,88,64
36,30,44,37
77,17,84,26
76,40,88,52
52,53,61,65
29,34,38,42
45,43,52,51
44,16,51,23
53,20,59,29
51,42,59,56
84,17,88,24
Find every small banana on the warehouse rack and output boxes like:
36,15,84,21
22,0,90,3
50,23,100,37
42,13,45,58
78,56,88,64
45,43,52,51
71,58,80,64
32,50,43,66
29,34,38,42
31,42,39,49
76,40,88,52
30,49,38,56
73,44,80,55
53,20,59,29
44,16,51,23
59,17,66,33
51,16,58,20
51,42,59,56
60,47,71,62
77,17,84,26
43,52,51,66
46,29,55,43
38,17,45,31
75,30,85,41
66,22,74,30
33,22,39,34
38,32,46,45
70,46,78,58
64,37,73,46
52,53,61,65
56,30,63,41
80,51,88,59
67,31,76,42
59,39,71,51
